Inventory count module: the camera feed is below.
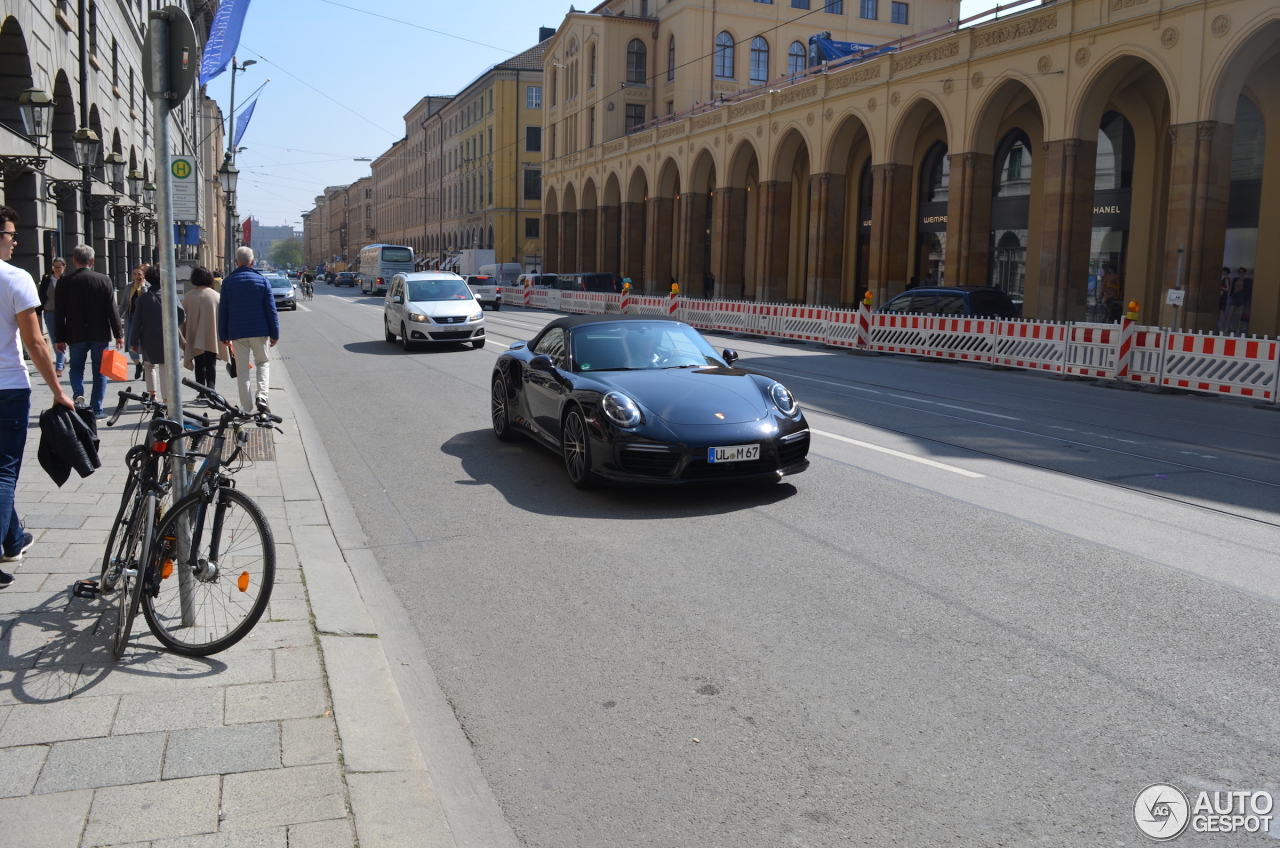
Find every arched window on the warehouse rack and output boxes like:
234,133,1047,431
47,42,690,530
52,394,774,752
1095,111,1134,191
714,32,735,79
667,36,676,82
994,132,1032,197
922,142,950,203
626,39,647,84
589,43,597,88
749,37,769,84
487,225,494,249
788,41,807,75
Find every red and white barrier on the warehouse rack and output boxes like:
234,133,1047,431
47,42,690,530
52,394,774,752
496,290,1279,403
1160,333,1279,401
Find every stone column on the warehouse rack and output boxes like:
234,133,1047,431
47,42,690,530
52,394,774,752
542,213,559,272
577,207,597,272
806,173,846,306
677,191,710,293
1164,121,1233,330
597,205,620,274
644,195,674,294
756,181,791,302
710,187,747,300
945,152,994,286
620,201,645,284
1037,138,1096,322
868,163,913,305
559,211,577,273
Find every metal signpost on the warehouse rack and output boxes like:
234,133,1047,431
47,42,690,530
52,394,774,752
145,5,198,625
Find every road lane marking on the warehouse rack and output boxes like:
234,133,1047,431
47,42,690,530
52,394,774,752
297,304,312,312
884,393,1021,420
810,429,986,478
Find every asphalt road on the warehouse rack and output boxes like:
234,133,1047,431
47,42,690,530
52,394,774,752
279,286,1280,847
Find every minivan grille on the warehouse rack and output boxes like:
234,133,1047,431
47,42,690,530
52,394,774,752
428,331,473,341
434,316,466,325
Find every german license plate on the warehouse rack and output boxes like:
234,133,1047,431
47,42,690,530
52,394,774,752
707,444,760,463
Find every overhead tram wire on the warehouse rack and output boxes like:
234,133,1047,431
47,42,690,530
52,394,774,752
317,0,517,54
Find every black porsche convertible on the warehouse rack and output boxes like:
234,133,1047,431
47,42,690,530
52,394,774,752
490,315,810,487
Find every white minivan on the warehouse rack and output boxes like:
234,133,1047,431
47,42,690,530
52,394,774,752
383,273,486,350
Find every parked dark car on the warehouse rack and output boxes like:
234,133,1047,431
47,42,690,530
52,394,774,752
335,271,356,288
880,286,1020,318
491,315,810,488
556,272,621,293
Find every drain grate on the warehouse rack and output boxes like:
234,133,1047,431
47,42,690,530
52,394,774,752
221,427,276,462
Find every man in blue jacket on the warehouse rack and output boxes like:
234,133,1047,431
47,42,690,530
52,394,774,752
218,246,279,411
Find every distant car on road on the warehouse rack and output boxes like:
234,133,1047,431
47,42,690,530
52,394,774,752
335,272,356,288
383,273,486,351
266,275,297,311
879,286,1020,318
491,315,810,488
465,275,502,311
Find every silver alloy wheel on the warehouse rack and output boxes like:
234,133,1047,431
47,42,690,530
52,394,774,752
491,380,507,435
563,411,588,483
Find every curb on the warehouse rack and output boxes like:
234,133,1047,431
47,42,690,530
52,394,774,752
276,358,520,848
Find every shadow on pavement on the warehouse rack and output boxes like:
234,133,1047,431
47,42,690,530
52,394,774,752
441,428,798,519
0,588,227,704
343,340,475,357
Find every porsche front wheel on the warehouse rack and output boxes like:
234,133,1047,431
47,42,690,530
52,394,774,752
562,408,598,489
491,378,516,442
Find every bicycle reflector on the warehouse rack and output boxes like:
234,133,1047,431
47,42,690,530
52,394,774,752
238,571,250,592
162,559,174,579
151,441,167,453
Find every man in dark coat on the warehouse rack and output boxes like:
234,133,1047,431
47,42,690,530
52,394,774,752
53,244,123,418
218,246,279,412
130,266,185,403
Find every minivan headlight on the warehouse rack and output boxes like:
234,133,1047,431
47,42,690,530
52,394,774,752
771,383,799,416
470,312,483,321
408,313,429,323
601,391,642,427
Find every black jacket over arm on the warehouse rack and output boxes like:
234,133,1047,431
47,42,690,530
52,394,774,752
38,405,100,486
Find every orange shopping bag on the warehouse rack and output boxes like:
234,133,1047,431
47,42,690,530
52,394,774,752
100,349,130,382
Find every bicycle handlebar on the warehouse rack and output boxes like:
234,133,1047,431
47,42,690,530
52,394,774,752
107,390,210,429
182,378,283,425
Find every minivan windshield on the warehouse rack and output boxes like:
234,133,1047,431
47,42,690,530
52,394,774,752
407,280,474,302
570,321,724,372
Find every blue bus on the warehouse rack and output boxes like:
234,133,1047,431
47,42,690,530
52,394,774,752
357,244,415,296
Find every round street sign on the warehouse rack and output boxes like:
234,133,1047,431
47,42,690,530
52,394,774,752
171,159,192,179
142,6,198,100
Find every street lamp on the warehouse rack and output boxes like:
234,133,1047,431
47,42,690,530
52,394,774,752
17,88,53,145
72,127,100,169
104,151,126,192
218,153,239,274
127,169,143,202
142,181,156,207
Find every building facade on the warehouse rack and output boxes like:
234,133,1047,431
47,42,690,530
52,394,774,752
324,184,349,269
423,36,548,271
541,0,1280,335
0,0,219,291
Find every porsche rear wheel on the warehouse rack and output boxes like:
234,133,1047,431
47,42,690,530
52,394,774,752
491,378,516,442
562,408,598,489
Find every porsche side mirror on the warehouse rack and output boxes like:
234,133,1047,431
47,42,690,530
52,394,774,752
392,295,403,304
529,354,555,372
722,348,739,365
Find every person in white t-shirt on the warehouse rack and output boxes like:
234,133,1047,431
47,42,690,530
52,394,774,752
0,206,72,588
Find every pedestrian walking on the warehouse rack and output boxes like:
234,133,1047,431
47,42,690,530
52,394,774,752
1227,267,1252,333
1218,267,1231,332
53,244,124,418
124,264,148,381
218,246,278,412
37,257,65,377
0,205,74,588
181,266,227,392
129,265,184,404
703,270,715,300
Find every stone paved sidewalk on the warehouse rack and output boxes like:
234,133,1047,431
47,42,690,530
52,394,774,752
0,359,452,847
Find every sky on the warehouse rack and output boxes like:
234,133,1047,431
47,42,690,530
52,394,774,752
205,0,998,231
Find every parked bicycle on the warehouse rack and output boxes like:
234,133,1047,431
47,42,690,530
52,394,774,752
93,379,282,659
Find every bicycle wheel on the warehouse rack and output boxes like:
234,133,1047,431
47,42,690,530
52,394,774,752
142,487,275,656
101,469,140,590
110,492,153,661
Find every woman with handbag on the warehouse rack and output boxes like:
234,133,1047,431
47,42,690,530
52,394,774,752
181,267,227,395
129,266,184,403
124,265,148,381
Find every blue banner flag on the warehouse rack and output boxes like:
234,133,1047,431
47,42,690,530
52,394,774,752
234,97,258,147
200,0,253,86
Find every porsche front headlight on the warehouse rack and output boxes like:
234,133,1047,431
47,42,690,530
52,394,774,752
601,391,642,427
771,383,799,416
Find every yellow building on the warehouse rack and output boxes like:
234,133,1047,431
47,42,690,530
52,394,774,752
423,36,549,270
542,0,1280,335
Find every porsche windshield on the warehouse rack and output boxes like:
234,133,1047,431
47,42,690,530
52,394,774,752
407,280,473,302
570,322,723,372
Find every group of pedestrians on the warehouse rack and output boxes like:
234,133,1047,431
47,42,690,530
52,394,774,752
1220,266,1254,333
0,221,281,589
